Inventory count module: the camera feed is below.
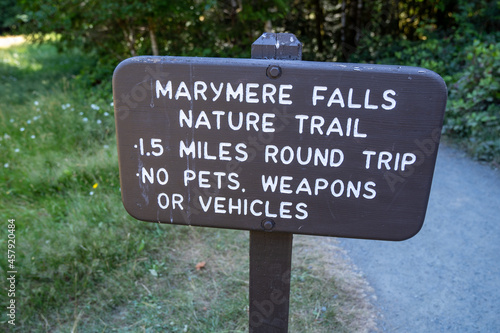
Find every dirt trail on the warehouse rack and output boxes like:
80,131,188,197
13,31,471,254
0,36,25,48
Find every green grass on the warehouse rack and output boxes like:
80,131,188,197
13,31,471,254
0,40,375,332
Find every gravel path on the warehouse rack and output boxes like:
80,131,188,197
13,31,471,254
338,144,500,332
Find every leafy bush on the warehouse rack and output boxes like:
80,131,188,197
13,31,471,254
445,40,500,161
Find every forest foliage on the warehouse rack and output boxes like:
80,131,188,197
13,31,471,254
4,0,500,162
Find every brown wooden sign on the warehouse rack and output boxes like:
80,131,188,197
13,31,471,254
113,56,446,240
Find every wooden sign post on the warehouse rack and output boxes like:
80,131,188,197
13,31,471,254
248,33,300,332
112,33,447,332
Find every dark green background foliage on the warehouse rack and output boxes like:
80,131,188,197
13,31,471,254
14,0,494,61
7,0,500,161
0,0,21,32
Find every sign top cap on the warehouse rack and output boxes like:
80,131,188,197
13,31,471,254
251,33,302,60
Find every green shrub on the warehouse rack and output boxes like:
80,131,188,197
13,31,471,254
445,40,500,161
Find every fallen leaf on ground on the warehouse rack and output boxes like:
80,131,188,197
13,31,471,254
195,261,206,270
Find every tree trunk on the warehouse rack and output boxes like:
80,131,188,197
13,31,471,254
341,0,346,45
121,23,137,57
355,0,362,43
148,19,159,56
313,0,324,54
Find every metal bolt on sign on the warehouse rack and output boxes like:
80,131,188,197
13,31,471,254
266,65,282,79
